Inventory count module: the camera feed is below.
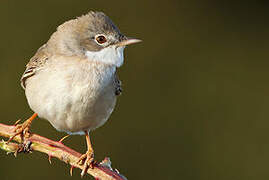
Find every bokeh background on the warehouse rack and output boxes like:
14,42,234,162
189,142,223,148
0,0,269,179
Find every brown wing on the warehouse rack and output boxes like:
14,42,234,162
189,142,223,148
21,44,49,89
114,72,122,96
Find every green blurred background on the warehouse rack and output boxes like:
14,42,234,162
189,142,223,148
0,0,269,179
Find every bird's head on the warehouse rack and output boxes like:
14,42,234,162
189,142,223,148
47,11,141,67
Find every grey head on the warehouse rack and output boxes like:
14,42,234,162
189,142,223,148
46,11,141,66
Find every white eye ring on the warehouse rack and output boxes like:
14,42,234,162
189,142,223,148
95,34,107,44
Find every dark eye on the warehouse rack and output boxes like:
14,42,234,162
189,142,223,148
96,35,107,44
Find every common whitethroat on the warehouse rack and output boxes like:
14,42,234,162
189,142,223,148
8,11,141,176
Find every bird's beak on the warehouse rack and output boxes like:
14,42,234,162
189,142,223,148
116,38,142,47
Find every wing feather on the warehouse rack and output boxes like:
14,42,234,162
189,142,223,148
21,44,49,89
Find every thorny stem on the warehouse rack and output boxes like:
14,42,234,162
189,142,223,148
0,123,127,180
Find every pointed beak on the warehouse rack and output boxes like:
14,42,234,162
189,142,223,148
116,38,142,47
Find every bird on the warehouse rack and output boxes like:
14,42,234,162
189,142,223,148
8,11,141,176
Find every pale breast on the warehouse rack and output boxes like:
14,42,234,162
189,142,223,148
25,56,117,134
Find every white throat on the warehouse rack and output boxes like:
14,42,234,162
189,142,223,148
85,45,125,67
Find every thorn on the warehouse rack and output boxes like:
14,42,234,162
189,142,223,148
14,151,17,157
115,168,120,174
100,157,112,169
14,119,21,126
58,134,70,144
7,134,17,144
70,165,74,176
48,155,52,164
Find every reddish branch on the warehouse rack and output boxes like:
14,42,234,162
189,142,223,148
0,123,127,180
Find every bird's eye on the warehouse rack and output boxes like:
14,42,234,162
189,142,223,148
95,35,107,44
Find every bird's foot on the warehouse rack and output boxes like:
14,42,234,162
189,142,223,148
8,121,31,143
7,113,37,143
77,150,95,177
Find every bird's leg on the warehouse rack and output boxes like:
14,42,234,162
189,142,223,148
7,113,38,143
77,131,95,177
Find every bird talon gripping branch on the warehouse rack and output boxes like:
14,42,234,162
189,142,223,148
7,113,37,144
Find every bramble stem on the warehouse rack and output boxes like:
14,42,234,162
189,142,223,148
0,123,127,180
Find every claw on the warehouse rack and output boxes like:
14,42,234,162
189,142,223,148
77,151,94,177
48,154,52,164
77,151,94,165
7,113,37,144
